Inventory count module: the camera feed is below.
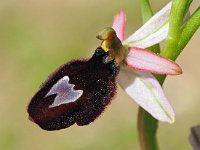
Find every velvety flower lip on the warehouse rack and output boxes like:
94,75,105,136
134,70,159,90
112,1,182,123
28,47,120,130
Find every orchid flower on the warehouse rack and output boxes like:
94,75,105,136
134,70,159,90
27,1,183,131
97,2,181,123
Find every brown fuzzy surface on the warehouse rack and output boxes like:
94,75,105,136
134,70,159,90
27,47,119,130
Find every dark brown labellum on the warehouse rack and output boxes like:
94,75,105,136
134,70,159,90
27,47,120,130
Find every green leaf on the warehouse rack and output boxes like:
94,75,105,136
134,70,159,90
178,7,200,51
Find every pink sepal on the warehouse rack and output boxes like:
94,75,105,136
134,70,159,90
112,11,126,42
126,47,182,75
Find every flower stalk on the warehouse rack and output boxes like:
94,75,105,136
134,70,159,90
138,108,158,150
161,0,193,60
138,0,160,150
138,0,200,150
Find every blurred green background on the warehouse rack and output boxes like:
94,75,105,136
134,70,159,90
0,0,200,150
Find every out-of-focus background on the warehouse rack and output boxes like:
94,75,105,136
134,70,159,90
0,0,200,150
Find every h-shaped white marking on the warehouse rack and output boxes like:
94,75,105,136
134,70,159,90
45,76,83,108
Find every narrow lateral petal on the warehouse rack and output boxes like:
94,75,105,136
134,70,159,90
123,2,172,48
117,66,175,123
112,11,126,41
126,47,182,75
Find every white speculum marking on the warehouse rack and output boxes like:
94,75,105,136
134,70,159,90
45,76,83,108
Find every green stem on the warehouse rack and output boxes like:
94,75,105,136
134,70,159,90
138,1,160,150
156,0,194,95
157,2,199,84
156,6,200,85
137,1,199,150
140,0,153,21
161,0,192,60
138,108,158,150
